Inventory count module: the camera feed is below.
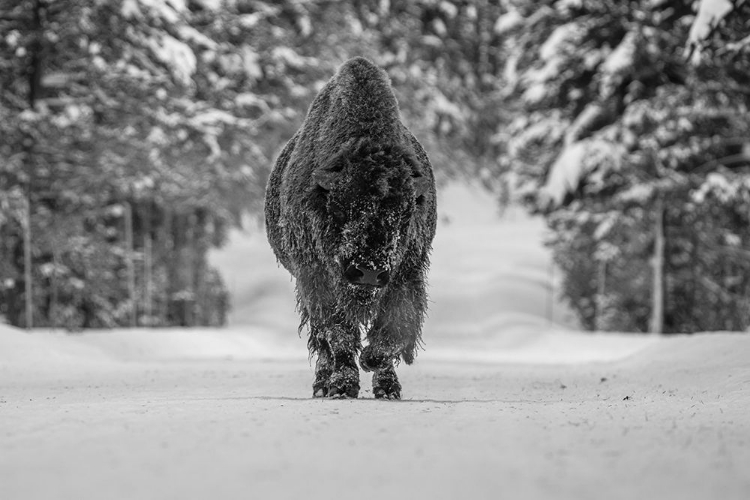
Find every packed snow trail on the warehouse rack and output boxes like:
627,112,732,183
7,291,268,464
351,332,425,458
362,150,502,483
1,331,749,500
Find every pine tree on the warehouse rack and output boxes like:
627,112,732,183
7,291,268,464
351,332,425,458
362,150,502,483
498,0,750,332
0,0,264,328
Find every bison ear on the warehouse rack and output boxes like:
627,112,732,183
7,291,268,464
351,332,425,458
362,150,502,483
412,173,430,199
404,150,430,199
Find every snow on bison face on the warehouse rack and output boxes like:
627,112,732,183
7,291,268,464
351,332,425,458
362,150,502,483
310,138,430,296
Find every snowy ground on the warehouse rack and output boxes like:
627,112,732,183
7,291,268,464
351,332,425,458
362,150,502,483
1,183,749,499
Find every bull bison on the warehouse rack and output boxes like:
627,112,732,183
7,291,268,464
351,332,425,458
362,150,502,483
265,57,437,399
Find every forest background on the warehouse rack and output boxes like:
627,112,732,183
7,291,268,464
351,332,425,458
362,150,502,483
1,0,748,334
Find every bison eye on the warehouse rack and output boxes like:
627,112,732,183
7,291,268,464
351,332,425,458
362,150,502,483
329,205,346,222
313,157,345,191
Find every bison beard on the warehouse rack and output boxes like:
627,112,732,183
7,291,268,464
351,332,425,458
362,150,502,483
265,57,437,399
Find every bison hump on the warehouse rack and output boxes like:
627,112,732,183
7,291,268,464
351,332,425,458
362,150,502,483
328,57,401,140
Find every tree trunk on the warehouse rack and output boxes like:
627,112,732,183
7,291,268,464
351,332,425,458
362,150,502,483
546,258,554,323
23,196,33,329
144,232,153,325
184,213,196,326
474,0,495,90
142,202,153,326
50,228,60,329
649,197,665,334
192,211,208,325
596,259,607,331
28,0,45,107
21,0,48,329
124,202,136,327
161,209,173,325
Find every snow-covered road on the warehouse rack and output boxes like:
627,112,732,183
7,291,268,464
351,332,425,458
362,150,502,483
2,183,748,499
1,332,748,500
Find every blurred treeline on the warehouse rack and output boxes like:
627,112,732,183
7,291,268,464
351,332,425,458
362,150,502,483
1,0,748,333
0,0,505,329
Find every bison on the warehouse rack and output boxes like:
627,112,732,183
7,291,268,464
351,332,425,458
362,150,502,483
265,57,437,399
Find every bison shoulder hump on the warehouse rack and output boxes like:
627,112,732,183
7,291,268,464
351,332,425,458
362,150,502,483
325,57,401,142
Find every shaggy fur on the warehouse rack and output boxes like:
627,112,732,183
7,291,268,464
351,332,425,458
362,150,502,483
265,57,437,399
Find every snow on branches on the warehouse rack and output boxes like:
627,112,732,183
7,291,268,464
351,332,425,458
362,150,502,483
687,0,749,63
540,138,624,208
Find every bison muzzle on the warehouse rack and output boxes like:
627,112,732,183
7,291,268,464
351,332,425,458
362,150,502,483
265,57,437,399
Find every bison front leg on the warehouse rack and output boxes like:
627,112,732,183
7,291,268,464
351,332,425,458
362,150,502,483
361,339,403,400
312,342,333,398
360,285,426,400
310,316,361,399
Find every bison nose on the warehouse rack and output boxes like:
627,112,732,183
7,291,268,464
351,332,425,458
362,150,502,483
344,264,390,287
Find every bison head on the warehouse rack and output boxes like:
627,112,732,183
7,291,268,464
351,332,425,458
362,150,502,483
310,137,430,303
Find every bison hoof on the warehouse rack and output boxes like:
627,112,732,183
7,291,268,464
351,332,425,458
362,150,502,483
373,369,401,400
313,371,331,398
313,387,327,398
359,345,390,372
327,367,360,399
374,387,401,400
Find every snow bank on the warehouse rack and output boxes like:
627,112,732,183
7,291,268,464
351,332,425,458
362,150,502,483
0,324,304,372
428,330,659,365
0,324,111,370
